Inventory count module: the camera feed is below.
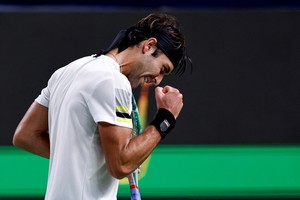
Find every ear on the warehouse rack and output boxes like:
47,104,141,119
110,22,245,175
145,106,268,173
142,37,158,54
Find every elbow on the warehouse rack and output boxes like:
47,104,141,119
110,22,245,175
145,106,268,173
12,135,17,147
12,132,22,148
12,129,27,149
107,164,133,180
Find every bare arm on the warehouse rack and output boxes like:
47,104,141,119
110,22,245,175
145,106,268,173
99,85,183,179
13,101,50,158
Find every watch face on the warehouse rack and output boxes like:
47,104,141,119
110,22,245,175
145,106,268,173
160,119,170,132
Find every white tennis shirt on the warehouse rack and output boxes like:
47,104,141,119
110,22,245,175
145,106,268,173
35,55,133,200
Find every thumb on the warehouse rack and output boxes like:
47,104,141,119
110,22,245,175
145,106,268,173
154,86,164,101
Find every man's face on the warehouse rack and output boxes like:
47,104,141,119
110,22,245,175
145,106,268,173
128,51,174,88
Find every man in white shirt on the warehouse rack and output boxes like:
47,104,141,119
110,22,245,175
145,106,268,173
13,12,191,199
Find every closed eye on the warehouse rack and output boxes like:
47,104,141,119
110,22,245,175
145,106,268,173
161,65,171,75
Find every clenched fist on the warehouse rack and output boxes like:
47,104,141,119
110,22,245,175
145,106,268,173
154,85,183,119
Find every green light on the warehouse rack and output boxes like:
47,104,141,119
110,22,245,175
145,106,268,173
1,145,300,198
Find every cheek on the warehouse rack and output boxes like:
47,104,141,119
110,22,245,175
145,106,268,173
148,61,162,73
141,58,161,76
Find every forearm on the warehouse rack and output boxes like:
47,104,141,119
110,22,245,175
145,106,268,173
102,110,177,179
102,86,183,179
121,125,161,172
121,108,176,170
103,124,162,179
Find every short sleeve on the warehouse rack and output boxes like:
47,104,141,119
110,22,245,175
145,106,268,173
35,87,50,107
87,77,133,129
35,67,65,108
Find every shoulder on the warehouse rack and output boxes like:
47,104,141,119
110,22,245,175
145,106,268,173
88,56,131,90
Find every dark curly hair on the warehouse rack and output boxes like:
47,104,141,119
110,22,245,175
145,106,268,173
98,12,192,75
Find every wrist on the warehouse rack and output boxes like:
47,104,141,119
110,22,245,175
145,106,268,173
150,108,176,140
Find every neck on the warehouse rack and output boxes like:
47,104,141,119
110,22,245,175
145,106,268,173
106,52,124,73
107,53,119,65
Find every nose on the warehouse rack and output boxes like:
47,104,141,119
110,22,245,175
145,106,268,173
154,75,163,86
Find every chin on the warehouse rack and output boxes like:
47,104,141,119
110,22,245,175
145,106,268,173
130,83,140,89
130,78,146,89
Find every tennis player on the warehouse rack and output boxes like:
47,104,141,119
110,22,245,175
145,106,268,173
13,12,191,199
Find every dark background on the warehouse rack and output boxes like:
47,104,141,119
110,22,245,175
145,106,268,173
1,1,300,200
1,0,300,8
1,8,300,146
